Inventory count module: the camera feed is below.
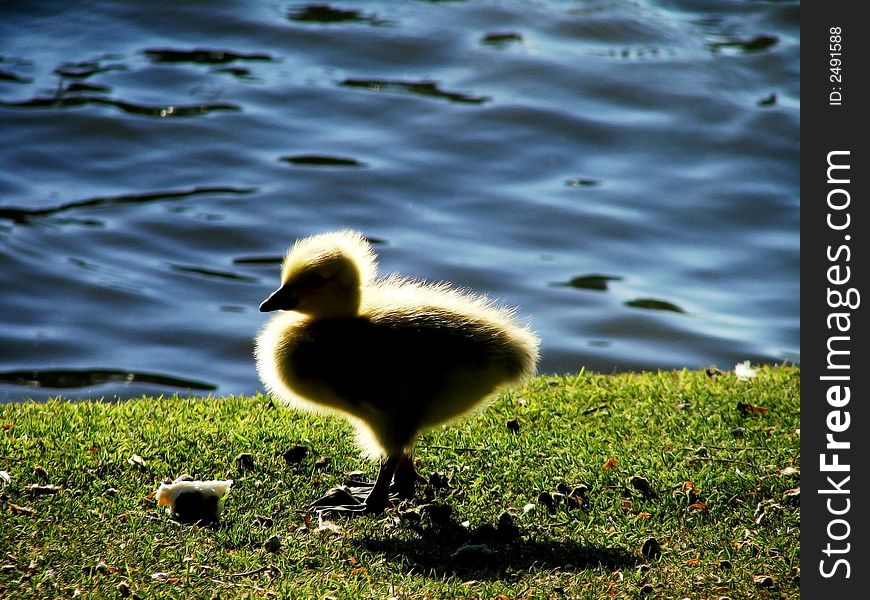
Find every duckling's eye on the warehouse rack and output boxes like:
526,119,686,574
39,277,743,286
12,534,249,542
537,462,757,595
302,272,326,289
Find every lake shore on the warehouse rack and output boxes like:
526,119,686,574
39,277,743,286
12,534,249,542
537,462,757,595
0,366,799,598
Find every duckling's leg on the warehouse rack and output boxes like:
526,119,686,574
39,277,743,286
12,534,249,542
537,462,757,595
364,454,400,514
393,452,424,500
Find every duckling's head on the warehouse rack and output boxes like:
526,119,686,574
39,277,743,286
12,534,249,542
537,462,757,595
259,230,377,319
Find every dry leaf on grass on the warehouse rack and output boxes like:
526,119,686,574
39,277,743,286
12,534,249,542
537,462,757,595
7,501,36,516
315,513,343,534
128,454,148,469
737,401,767,416
27,484,61,496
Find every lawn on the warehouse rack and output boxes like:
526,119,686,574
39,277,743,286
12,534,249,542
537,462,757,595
0,366,800,598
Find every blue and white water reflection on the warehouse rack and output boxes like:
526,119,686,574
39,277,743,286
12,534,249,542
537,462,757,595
0,0,799,400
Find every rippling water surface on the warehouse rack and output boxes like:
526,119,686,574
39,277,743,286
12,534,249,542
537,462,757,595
0,0,799,401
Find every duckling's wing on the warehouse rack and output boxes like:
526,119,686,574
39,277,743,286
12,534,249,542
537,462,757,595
293,310,529,414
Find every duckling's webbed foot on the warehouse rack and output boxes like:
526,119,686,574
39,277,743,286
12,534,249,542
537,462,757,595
309,454,400,516
309,453,426,516
308,485,368,515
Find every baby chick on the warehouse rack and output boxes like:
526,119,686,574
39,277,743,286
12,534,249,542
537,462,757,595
256,231,538,513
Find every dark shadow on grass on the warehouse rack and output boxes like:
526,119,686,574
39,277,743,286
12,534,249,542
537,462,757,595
324,483,639,579
331,485,639,579
356,534,638,580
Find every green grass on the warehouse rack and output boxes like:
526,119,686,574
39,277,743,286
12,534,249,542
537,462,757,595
0,366,799,599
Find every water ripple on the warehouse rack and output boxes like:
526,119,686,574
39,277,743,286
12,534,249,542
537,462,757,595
552,275,624,292
54,59,126,79
288,4,388,26
0,69,32,83
0,368,216,391
707,34,779,54
481,32,524,47
0,186,256,224
170,264,257,282
143,48,272,64
0,94,240,117
233,255,284,266
281,155,366,167
625,298,686,314
341,79,490,104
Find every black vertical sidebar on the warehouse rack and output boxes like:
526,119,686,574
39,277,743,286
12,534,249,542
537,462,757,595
801,2,869,597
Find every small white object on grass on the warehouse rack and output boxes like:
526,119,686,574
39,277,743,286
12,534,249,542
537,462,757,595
155,479,233,523
734,360,757,381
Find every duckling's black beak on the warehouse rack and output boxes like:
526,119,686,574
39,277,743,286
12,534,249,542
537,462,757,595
259,284,299,312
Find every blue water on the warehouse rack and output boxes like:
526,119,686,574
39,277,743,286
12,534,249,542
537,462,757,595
0,0,799,401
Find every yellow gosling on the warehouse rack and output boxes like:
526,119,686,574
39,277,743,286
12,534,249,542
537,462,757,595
255,230,539,513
